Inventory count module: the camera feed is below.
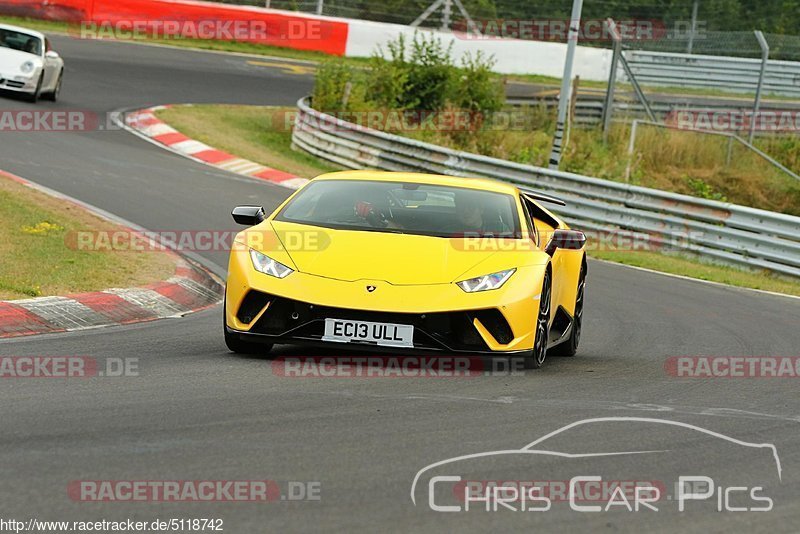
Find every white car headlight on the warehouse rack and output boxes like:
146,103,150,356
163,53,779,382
20,61,35,74
456,268,516,293
250,249,293,278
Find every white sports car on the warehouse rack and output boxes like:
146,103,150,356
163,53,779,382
0,23,63,102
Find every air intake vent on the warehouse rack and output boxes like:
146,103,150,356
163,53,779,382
472,309,514,345
236,291,272,324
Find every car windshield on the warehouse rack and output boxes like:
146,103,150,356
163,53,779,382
0,29,42,56
275,179,522,238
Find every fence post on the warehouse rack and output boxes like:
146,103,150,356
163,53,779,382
750,30,769,143
726,135,734,166
687,0,699,54
412,0,443,28
316,0,324,15
619,54,657,122
626,120,639,181
549,0,584,170
452,0,481,35
602,18,622,143
441,0,452,30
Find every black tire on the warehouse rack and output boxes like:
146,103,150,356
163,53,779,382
525,270,552,370
24,74,43,103
223,296,273,356
552,264,587,357
42,71,62,102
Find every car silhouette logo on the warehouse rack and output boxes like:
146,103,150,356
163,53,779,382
366,285,377,293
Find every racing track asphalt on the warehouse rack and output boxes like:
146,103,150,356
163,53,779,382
0,35,798,532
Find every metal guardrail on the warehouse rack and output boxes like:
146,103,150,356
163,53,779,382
624,51,800,98
292,97,800,279
507,92,800,130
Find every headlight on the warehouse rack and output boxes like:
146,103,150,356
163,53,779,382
249,249,293,278
20,61,35,74
456,268,516,293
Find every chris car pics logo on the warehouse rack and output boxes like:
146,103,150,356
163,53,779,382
411,417,781,513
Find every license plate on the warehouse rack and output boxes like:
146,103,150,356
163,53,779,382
322,319,414,348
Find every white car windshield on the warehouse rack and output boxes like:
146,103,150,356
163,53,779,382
0,29,43,56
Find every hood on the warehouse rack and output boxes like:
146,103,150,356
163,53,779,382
0,48,41,76
269,220,523,285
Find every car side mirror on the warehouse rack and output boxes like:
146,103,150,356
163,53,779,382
45,50,59,59
232,206,265,226
545,229,586,256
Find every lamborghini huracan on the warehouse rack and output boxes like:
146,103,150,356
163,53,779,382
224,171,587,369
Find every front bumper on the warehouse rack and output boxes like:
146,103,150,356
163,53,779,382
227,293,530,354
0,73,37,93
225,327,532,357
225,248,545,353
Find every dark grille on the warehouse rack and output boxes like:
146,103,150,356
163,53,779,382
4,80,25,88
249,296,498,352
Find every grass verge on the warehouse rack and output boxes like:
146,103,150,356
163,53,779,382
156,105,340,178
0,175,175,300
153,103,800,297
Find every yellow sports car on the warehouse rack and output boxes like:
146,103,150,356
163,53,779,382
224,171,586,369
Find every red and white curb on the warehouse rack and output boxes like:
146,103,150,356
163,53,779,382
0,259,221,339
0,170,224,339
123,106,310,190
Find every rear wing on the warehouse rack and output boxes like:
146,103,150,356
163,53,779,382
518,187,565,229
517,187,566,207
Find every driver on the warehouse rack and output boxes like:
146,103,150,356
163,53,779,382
443,190,512,237
353,188,402,229
454,190,485,233
440,190,489,237
23,38,38,55
354,199,401,229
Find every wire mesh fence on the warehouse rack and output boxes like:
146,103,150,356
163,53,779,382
622,30,800,62
762,33,800,62
623,30,762,58
205,0,800,58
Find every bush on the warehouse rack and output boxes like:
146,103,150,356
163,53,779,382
403,34,454,112
316,32,503,118
451,51,503,115
367,35,411,110
312,59,366,112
